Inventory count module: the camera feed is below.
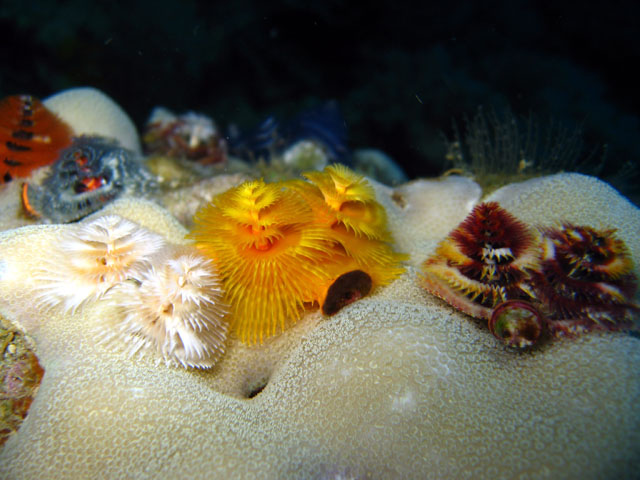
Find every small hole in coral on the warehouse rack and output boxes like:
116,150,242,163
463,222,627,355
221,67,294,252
391,191,406,208
244,377,269,399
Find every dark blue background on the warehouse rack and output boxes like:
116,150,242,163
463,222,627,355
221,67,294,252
1,0,638,200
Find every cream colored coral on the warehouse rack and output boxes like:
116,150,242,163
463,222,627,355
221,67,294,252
0,175,638,479
44,87,142,154
389,175,482,266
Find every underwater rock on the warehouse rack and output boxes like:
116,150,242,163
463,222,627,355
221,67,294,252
0,174,638,478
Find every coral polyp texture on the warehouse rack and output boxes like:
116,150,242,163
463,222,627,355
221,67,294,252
34,214,165,314
104,246,229,368
0,94,72,184
1,170,640,479
421,201,540,320
190,165,406,344
533,224,639,335
190,179,335,344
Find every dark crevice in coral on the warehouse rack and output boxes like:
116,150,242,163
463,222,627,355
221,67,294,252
243,376,270,399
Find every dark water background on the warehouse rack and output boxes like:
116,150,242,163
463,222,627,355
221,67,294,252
1,0,638,200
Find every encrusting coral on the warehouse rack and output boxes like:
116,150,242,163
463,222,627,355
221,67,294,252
0,88,639,479
1,173,639,479
190,165,406,344
103,245,229,368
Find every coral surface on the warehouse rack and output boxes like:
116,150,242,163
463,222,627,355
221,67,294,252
0,172,639,479
0,86,638,480
43,87,142,154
